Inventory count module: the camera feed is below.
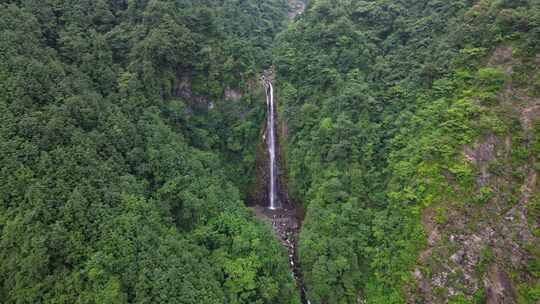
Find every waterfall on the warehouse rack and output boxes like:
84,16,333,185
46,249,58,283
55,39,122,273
265,80,280,210
262,77,310,304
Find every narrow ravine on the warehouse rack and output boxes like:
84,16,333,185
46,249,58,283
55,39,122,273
257,74,309,304
269,209,309,304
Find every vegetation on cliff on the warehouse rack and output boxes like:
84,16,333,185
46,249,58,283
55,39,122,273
274,0,540,302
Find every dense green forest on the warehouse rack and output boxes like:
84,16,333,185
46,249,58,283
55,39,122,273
0,0,300,303
274,0,540,303
2,0,540,303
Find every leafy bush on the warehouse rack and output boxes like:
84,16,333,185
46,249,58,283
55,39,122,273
475,68,506,93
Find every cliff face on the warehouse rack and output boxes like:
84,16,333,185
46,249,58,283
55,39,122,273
249,83,292,209
409,46,540,304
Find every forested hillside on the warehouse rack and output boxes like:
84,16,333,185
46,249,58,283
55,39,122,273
0,0,300,303
274,0,540,303
3,0,540,303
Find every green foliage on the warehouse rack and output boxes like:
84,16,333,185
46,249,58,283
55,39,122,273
434,206,449,224
476,246,495,276
476,187,495,204
473,288,486,304
528,195,540,236
534,73,540,94
448,294,471,304
517,283,540,303
4,0,540,303
274,0,540,303
475,68,506,93
195,212,298,304
0,1,297,303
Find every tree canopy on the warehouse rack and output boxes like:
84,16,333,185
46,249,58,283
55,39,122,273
0,0,298,303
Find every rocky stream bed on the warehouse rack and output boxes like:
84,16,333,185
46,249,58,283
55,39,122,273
251,206,309,304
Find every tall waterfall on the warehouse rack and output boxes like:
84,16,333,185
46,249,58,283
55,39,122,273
265,80,280,210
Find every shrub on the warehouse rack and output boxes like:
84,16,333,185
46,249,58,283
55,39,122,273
475,68,506,93
475,186,494,204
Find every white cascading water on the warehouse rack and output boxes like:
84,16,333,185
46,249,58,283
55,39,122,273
264,77,309,303
265,80,280,210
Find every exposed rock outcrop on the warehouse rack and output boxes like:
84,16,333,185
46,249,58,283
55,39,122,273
484,264,515,304
410,46,540,303
288,0,306,20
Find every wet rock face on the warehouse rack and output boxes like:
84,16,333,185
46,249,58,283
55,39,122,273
248,77,292,209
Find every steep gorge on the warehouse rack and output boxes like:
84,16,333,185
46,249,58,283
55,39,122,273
3,0,540,303
255,73,309,302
